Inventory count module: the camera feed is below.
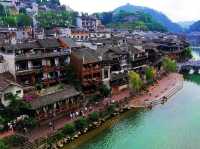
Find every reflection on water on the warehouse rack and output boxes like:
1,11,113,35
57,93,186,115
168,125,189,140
184,74,200,85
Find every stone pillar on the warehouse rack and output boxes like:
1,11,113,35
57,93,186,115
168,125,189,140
55,58,59,66
43,73,48,79
28,61,32,69
42,59,46,66
102,68,104,80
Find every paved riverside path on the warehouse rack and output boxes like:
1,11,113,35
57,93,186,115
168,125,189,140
130,73,183,108
0,130,14,139
28,90,130,142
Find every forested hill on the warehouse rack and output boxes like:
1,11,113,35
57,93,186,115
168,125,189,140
95,10,167,32
110,3,183,32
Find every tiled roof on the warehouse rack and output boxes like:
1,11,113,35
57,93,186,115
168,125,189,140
29,85,81,110
59,37,78,48
38,38,60,49
2,41,40,51
72,48,100,64
0,72,21,92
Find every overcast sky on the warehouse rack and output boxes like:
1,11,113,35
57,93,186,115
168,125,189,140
60,0,200,22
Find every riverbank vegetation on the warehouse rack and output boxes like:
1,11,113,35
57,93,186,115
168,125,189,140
39,102,126,148
145,66,156,84
162,57,177,72
0,135,26,149
0,139,8,149
128,71,143,93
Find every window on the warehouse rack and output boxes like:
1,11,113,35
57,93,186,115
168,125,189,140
104,70,109,79
16,90,22,95
4,92,13,100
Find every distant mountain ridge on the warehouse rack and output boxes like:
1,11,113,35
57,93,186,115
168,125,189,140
188,21,200,32
113,3,183,33
177,21,195,29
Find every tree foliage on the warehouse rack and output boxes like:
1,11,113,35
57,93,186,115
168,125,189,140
0,116,5,131
4,93,30,118
0,4,6,16
0,13,32,27
75,117,88,130
36,10,75,28
99,84,111,98
0,140,8,149
162,57,177,73
64,65,81,90
5,135,26,147
96,10,167,32
128,71,143,92
182,47,192,59
16,117,37,130
88,112,100,122
107,104,117,114
62,124,76,135
145,66,156,83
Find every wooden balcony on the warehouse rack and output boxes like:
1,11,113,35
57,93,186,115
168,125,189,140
15,51,70,61
16,66,42,76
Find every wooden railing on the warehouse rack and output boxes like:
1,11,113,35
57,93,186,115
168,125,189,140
15,51,70,61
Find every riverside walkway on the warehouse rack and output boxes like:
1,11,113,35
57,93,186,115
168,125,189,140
130,73,183,108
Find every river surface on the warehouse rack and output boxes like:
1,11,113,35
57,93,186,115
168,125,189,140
66,50,200,149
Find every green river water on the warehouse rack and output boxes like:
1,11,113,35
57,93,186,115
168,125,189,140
65,50,200,149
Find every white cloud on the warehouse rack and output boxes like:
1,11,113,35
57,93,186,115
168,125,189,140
60,0,200,22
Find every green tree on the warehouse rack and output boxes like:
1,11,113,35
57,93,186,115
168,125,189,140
6,135,26,147
19,8,27,14
55,132,65,140
107,104,117,114
50,0,60,5
18,117,37,129
62,124,76,135
42,0,48,4
75,117,88,130
65,65,81,90
145,66,156,83
99,84,111,98
6,93,30,117
35,83,43,91
0,140,8,149
4,16,17,27
17,14,32,27
0,116,5,131
162,57,177,73
128,71,143,93
88,112,100,122
182,47,192,59
0,4,5,16
36,10,74,28
89,94,102,103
